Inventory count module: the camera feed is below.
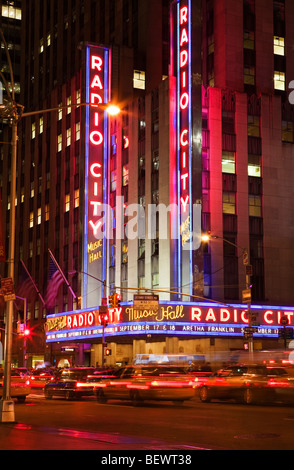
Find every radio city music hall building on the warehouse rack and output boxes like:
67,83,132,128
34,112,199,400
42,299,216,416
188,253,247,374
3,0,294,367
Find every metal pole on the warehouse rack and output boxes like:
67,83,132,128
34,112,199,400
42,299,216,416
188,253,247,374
0,120,17,423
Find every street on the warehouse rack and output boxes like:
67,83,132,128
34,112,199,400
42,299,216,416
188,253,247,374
1,390,294,452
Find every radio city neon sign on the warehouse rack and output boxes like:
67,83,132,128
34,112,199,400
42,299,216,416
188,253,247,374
86,46,110,239
178,2,191,213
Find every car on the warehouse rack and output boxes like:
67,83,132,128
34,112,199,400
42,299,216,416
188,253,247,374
94,365,196,406
0,370,31,403
30,369,55,388
44,367,114,400
197,364,276,405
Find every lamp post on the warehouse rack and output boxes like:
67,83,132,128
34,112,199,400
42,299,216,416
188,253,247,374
202,233,254,359
0,28,119,420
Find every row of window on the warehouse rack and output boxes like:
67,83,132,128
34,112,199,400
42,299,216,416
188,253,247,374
28,190,79,228
223,192,262,218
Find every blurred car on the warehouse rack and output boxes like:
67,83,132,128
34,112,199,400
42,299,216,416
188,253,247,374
44,367,114,400
197,364,277,405
30,369,55,388
13,367,31,377
0,370,31,403
94,365,196,406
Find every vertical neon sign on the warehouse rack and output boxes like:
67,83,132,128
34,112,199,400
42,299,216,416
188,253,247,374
84,44,111,308
177,0,193,296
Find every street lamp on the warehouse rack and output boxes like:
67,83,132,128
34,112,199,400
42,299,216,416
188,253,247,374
0,29,120,421
202,233,254,359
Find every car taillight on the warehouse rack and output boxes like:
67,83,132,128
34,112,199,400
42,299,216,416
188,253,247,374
25,380,30,386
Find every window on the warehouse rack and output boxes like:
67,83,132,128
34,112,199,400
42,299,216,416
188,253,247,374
39,117,44,134
133,70,146,90
29,212,34,228
47,33,51,47
248,154,262,177
66,128,71,147
282,121,294,143
122,165,129,186
111,170,117,192
2,5,21,20
244,31,255,50
65,194,70,212
39,38,44,54
222,151,235,174
76,90,81,106
45,204,50,221
274,36,285,56
74,189,79,208
31,122,36,139
37,208,41,225
58,103,63,121
249,195,262,217
244,66,255,85
248,115,260,137
58,134,62,152
274,71,285,91
75,122,80,141
223,192,236,215
67,96,71,114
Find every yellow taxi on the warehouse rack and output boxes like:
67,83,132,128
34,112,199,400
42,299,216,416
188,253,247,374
0,370,31,403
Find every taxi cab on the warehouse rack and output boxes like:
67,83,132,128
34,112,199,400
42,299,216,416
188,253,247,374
30,369,54,388
0,370,31,403
94,365,195,406
44,367,115,400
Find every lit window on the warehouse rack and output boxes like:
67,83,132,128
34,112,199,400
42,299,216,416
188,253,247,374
133,70,146,90
75,122,80,141
47,33,51,47
31,122,36,139
2,5,21,20
74,189,79,208
248,154,262,177
58,134,62,152
39,38,44,54
37,208,41,225
111,171,117,192
67,96,71,114
249,195,262,217
39,117,44,134
223,192,236,215
65,194,70,212
45,204,50,221
58,103,62,121
76,89,81,106
66,128,71,147
274,71,285,91
30,182,34,198
222,151,235,174
29,212,34,228
274,36,285,56
122,165,129,186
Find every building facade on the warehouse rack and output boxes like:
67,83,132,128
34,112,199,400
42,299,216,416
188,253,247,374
1,0,294,368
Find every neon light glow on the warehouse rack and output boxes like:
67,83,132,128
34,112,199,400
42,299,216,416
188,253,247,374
84,44,111,307
176,0,193,295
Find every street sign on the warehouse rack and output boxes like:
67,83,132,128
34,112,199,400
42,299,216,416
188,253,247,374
133,294,159,311
0,277,15,302
242,289,251,304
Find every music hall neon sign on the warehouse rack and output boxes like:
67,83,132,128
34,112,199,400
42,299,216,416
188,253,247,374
176,0,193,294
84,44,111,307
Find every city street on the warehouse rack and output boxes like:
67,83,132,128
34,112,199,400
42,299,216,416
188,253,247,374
1,391,294,452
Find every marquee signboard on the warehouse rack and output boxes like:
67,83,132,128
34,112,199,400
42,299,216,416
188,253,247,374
83,44,111,308
45,302,294,343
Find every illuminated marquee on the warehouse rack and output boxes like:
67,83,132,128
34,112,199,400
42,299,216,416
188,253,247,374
176,0,193,294
84,44,111,307
46,302,293,343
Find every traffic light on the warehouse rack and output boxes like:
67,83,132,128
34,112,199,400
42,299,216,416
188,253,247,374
109,292,121,308
105,348,112,356
24,329,31,337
